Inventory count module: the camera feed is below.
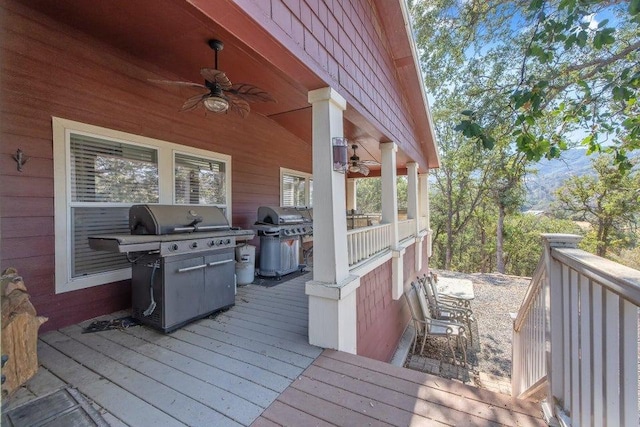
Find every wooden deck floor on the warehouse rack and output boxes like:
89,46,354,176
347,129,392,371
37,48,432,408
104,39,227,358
254,350,545,427
4,272,544,426
6,273,320,426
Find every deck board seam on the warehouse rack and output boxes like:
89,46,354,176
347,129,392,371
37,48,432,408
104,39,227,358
288,375,451,426
298,363,531,427
319,351,544,419
232,303,308,322
185,318,321,358
37,340,190,427
120,327,298,390
54,328,258,425
95,328,280,406
173,324,315,370
219,310,308,334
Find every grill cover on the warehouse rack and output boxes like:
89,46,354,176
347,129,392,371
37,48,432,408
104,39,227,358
130,204,230,235
257,206,312,225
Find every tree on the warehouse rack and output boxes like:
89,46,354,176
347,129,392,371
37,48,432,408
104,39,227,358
411,0,640,169
554,155,640,256
503,214,583,275
429,103,493,270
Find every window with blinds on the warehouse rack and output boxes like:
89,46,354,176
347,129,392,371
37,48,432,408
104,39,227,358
69,133,159,278
54,117,232,292
281,170,312,207
174,153,226,205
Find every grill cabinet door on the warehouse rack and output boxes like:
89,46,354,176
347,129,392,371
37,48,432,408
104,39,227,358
163,255,206,329
204,249,235,314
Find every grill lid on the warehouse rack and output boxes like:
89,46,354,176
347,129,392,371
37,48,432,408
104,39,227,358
257,206,312,225
130,204,230,235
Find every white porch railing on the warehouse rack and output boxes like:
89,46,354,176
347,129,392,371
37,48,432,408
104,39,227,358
512,234,640,426
398,219,416,241
512,260,548,399
346,223,391,267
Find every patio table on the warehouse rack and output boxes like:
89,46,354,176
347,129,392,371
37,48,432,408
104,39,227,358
436,277,475,301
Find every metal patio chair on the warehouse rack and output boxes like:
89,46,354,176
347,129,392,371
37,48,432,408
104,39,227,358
404,282,467,365
418,274,475,346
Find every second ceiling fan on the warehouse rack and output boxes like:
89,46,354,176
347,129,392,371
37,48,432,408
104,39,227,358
348,144,380,176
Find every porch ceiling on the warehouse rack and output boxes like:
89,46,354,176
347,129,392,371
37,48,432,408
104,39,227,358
21,0,416,173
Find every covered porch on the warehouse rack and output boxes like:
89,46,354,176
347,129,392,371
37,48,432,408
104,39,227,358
4,272,545,426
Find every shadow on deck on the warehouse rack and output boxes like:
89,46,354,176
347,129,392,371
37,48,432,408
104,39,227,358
3,272,544,426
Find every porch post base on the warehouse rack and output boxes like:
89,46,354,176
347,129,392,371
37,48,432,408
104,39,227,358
305,275,360,353
391,248,406,300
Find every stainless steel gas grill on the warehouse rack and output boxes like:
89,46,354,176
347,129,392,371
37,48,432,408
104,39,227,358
253,206,313,278
89,205,254,332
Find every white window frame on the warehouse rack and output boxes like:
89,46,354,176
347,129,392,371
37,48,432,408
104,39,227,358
280,167,312,207
53,117,232,294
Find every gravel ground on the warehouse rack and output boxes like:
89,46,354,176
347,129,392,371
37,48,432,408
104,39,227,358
417,270,531,379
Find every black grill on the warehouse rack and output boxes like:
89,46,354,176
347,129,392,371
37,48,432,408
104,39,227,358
89,204,255,332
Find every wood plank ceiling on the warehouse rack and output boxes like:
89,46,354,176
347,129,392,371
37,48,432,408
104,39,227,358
19,0,416,172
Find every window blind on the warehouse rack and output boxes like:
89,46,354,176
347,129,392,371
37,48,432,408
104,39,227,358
71,207,130,277
175,153,226,205
282,173,306,207
69,134,159,277
70,134,159,203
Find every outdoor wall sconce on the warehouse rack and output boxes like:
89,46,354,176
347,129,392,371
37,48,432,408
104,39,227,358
332,137,348,173
12,149,29,172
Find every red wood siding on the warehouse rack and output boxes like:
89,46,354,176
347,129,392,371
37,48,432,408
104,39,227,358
356,243,428,362
195,0,427,166
0,0,311,331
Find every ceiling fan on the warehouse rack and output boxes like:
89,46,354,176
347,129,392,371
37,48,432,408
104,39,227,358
348,144,379,176
150,39,275,118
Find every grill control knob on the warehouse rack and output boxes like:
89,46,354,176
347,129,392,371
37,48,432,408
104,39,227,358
217,239,224,246
169,243,178,252
225,239,231,245
190,242,198,249
208,240,215,247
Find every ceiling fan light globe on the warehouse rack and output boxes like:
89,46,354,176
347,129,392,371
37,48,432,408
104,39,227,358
349,164,360,173
203,95,229,113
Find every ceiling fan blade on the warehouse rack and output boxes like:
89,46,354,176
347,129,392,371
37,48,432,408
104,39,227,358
226,83,275,103
181,93,208,112
359,164,370,176
227,97,251,118
200,68,232,89
149,79,207,90
360,159,380,166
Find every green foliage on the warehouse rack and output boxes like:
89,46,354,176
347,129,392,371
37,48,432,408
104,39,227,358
553,155,640,256
608,244,640,270
410,0,640,169
355,176,408,214
430,210,583,276
503,215,583,276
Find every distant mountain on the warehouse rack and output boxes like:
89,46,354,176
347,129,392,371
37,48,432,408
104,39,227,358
523,149,594,211
523,149,638,211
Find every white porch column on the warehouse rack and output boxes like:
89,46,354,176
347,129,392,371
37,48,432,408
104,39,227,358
346,178,357,212
418,172,431,258
380,142,403,299
305,87,359,353
407,162,423,271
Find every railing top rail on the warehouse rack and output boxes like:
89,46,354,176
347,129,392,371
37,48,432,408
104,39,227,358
513,257,546,332
346,222,391,236
552,247,640,306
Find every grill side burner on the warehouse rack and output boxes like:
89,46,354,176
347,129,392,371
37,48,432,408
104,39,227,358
254,206,313,278
88,204,255,332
